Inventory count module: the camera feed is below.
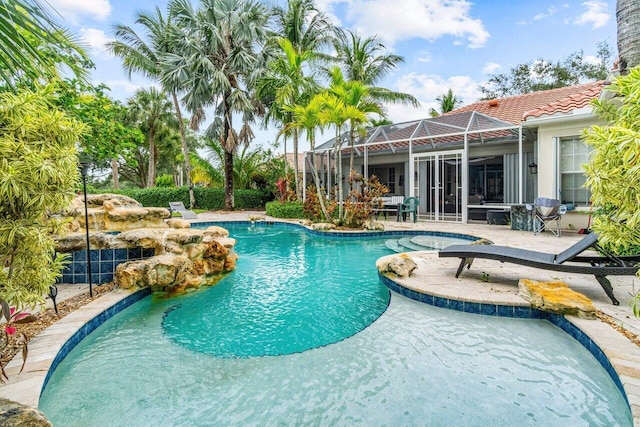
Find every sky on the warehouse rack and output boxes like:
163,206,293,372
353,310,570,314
47,0,618,151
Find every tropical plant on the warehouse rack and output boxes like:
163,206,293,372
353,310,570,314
617,0,640,75
264,0,337,198
0,0,89,90
325,66,384,195
343,172,388,228
333,30,418,107
165,0,269,210
0,300,35,381
283,95,331,219
583,66,640,259
127,87,176,188
0,85,84,309
109,7,197,207
429,89,462,117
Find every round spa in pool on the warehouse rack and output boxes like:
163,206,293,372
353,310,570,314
39,222,632,426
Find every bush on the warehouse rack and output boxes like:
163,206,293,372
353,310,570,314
95,186,269,210
155,174,175,187
266,201,304,219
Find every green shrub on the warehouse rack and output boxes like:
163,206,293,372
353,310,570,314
266,201,304,219
94,186,268,210
155,174,175,187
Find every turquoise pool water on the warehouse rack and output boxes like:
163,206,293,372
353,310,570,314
39,223,632,426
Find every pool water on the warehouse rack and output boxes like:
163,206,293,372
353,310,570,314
39,223,632,426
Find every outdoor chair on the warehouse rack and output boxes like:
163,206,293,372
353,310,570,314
438,232,640,305
526,197,567,237
397,197,419,223
168,202,198,219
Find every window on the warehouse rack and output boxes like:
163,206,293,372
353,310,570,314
559,136,592,206
388,167,395,193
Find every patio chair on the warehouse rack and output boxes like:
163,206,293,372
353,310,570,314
168,202,198,219
526,197,567,237
438,232,640,305
397,197,419,223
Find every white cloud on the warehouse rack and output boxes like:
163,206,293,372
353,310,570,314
534,7,557,21
483,62,501,74
583,55,600,65
386,73,482,121
103,79,141,96
416,51,432,63
79,28,113,57
318,0,489,48
573,1,610,29
48,0,112,25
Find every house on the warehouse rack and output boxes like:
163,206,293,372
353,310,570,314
306,80,609,223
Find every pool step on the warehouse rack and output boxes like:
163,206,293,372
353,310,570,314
397,236,430,251
384,239,406,253
385,237,434,252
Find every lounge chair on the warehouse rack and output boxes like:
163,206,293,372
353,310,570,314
438,232,640,305
168,202,198,219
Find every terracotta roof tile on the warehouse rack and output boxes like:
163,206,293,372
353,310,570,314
447,81,608,124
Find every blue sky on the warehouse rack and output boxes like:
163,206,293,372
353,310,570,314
49,0,617,150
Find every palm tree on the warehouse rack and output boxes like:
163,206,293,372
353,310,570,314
334,30,419,107
325,67,383,189
429,89,462,117
0,0,89,89
283,96,331,219
258,37,321,199
266,0,337,199
108,7,196,208
617,0,640,75
165,0,269,210
127,88,176,188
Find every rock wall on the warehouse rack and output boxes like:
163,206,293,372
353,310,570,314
115,226,237,293
64,193,170,232
55,194,237,294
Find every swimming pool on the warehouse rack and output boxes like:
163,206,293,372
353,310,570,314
39,222,632,426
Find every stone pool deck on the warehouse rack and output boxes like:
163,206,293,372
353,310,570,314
2,210,640,425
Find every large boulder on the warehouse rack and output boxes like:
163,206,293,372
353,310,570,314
518,279,596,319
376,253,418,278
65,194,170,232
0,398,52,426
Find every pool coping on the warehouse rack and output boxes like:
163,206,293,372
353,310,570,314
1,220,639,426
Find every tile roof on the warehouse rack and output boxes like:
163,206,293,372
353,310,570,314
446,80,609,124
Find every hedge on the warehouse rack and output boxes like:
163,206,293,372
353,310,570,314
265,201,305,219
96,187,271,210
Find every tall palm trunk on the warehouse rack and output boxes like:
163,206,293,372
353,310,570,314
293,129,300,200
223,98,234,211
617,0,640,74
308,149,330,221
172,91,196,208
348,124,356,195
334,127,344,220
147,126,156,188
111,158,119,189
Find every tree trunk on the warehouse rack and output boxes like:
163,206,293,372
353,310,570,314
172,92,196,209
222,99,234,211
111,158,119,189
293,129,300,200
146,126,156,188
335,127,344,221
348,124,355,195
617,0,640,74
224,150,234,210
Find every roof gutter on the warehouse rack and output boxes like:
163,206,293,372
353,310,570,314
522,107,596,127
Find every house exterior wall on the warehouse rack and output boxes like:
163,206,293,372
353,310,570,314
529,112,604,206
